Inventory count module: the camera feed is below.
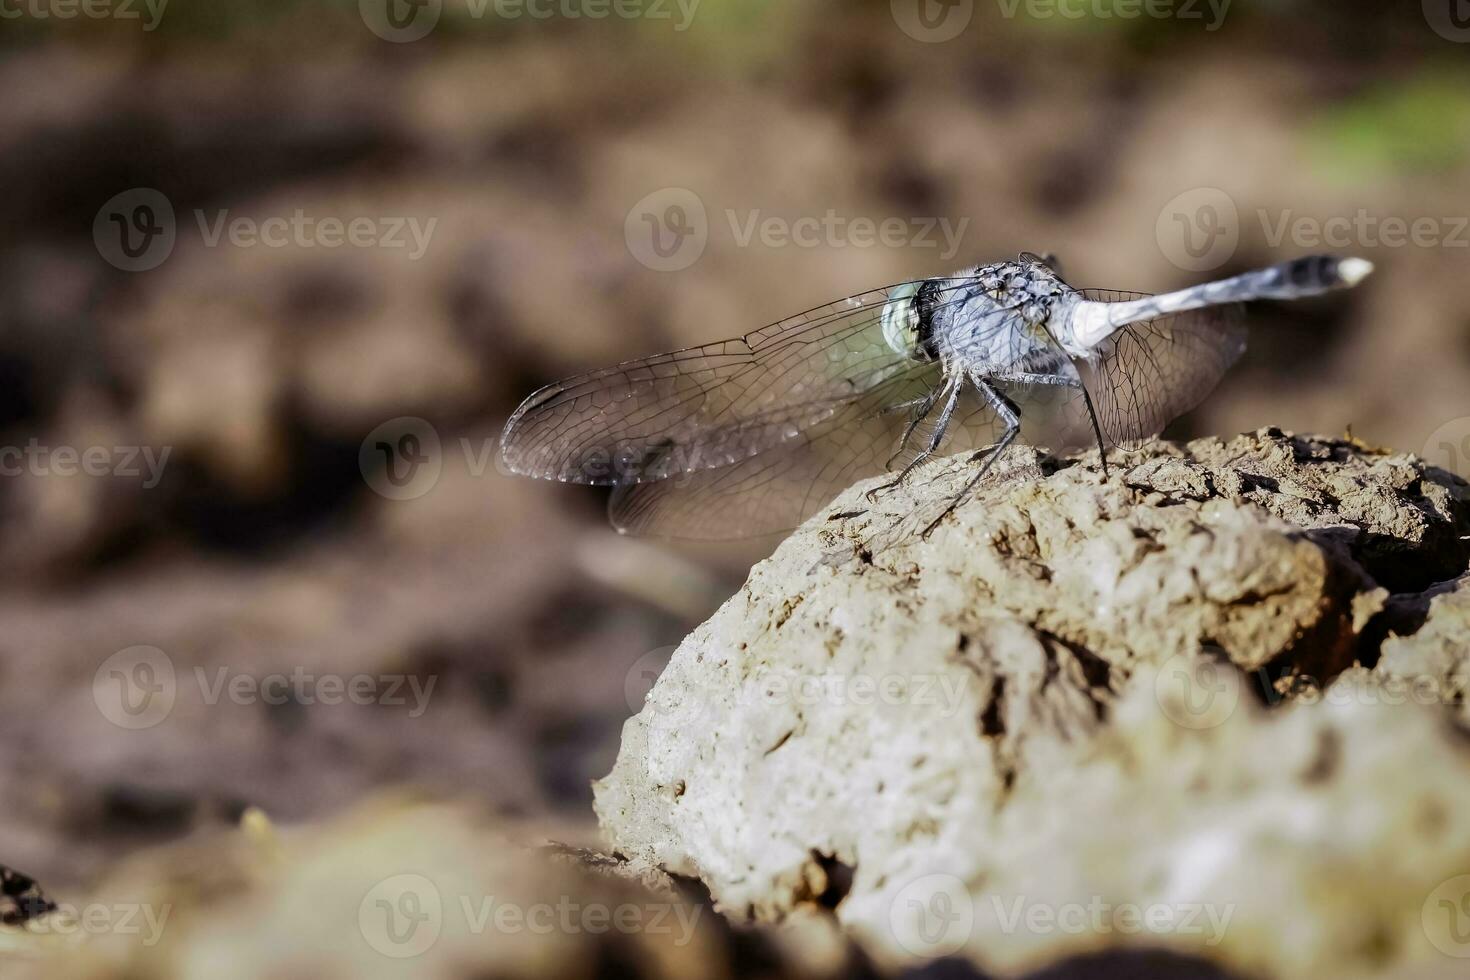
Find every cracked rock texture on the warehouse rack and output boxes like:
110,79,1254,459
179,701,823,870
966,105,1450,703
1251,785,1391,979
594,429,1470,979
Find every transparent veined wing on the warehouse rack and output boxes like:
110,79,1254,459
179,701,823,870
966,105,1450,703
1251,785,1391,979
606,370,1104,539
498,280,978,487
608,364,1018,538
1073,288,1246,449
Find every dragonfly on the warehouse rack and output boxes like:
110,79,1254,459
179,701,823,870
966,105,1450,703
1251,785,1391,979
499,253,1373,540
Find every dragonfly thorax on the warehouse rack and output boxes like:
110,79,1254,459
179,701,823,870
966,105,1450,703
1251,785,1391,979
922,259,1074,373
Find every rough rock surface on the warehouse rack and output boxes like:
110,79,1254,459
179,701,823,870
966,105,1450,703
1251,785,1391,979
594,429,1470,979
1375,574,1470,724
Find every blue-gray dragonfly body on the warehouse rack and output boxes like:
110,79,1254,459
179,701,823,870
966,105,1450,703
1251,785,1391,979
500,253,1372,538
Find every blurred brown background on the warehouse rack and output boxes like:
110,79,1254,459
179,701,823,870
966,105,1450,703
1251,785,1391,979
1,0,1467,889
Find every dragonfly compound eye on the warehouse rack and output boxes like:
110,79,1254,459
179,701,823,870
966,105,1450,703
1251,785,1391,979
880,281,925,360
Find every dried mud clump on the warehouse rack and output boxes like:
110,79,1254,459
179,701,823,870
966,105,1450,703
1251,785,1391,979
595,429,1470,980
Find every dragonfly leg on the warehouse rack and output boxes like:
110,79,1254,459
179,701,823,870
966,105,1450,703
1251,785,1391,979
921,379,1020,538
991,370,1109,480
881,387,942,468
1077,380,1111,481
878,391,938,418
866,376,961,502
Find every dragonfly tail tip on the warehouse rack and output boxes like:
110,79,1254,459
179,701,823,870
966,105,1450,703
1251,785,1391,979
1339,257,1374,287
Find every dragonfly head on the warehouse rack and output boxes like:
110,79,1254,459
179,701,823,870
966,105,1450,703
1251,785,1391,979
880,281,928,361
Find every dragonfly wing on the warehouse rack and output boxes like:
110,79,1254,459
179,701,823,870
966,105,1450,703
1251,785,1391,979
499,281,975,486
608,365,1030,538
1074,288,1246,449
